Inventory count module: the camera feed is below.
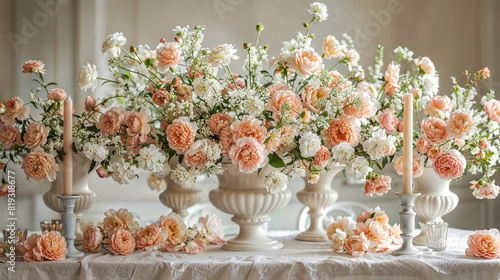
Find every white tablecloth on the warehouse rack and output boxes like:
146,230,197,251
1,228,500,280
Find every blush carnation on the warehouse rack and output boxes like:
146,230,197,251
36,231,68,261
219,126,235,157
446,110,476,139
1,97,30,126
230,115,266,143
344,233,369,258
22,60,46,74
185,139,213,169
208,113,232,135
416,138,430,153
229,137,267,173
311,146,330,169
364,175,392,196
82,226,103,253
47,88,67,101
156,42,183,73
19,233,43,262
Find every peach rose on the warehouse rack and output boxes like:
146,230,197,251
208,113,232,135
476,67,491,80
397,120,404,132
47,88,67,101
414,57,435,75
103,208,134,235
185,139,213,169
24,123,50,150
97,107,127,136
358,220,391,250
1,97,30,126
326,216,354,240
301,86,330,113
229,137,267,173
364,175,392,196
125,108,151,143
231,115,266,144
84,96,99,112
394,156,423,177
446,110,476,139
222,73,245,94
324,115,361,148
19,233,43,262
378,109,398,134
176,85,193,102
0,125,20,149
343,93,376,119
156,42,183,73
427,145,442,160
266,89,303,121
159,213,188,245
135,224,168,252
384,83,400,98
385,63,399,86
465,229,500,259
22,147,60,182
432,149,466,180
36,231,67,261
411,88,422,99
286,49,323,77
152,89,170,106
82,226,103,253
166,117,198,154
485,99,500,123
424,96,452,117
322,35,343,59
219,126,235,157
416,138,430,153
311,146,330,169
109,229,135,255
22,60,46,74
328,70,352,91
344,233,369,258
268,83,293,98
421,116,449,144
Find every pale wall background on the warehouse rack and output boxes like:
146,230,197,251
0,0,499,232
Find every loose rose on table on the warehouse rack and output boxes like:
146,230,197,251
465,229,500,259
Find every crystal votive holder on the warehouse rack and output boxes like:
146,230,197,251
2,228,28,257
425,222,448,251
40,219,63,233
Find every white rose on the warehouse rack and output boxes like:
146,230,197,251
101,32,127,57
299,131,322,158
79,63,98,92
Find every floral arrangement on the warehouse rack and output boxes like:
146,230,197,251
81,209,224,255
326,207,401,257
465,228,500,259
19,230,68,262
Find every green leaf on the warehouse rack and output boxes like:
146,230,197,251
168,149,176,160
268,152,285,168
88,160,97,174
178,154,184,164
262,81,273,88
72,142,77,154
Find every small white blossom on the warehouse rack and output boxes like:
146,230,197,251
110,158,139,185
299,131,322,157
170,164,195,188
208,44,239,68
265,171,288,194
82,142,109,162
308,2,328,22
331,142,354,164
346,156,372,181
137,145,167,173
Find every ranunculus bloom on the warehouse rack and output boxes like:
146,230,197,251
185,238,206,255
97,107,127,136
286,49,323,77
219,126,235,157
484,99,500,123
324,115,361,148
135,224,168,252
0,125,20,149
322,35,343,59
432,149,466,180
416,138,430,153
23,60,46,74
196,214,225,244
301,86,330,113
185,139,213,169
343,93,376,119
344,233,369,258
84,96,99,112
311,146,330,169
446,110,476,139
427,145,442,160
125,108,151,143
152,89,170,106
229,137,267,173
19,233,43,262
465,229,500,259
109,229,135,256
231,115,266,144
421,116,449,144
394,156,423,178
159,212,188,246
166,117,198,154
82,226,103,253
103,208,134,235
176,85,194,102
424,96,452,117
414,57,435,75
266,89,303,121
364,175,392,196
156,42,183,73
23,147,60,182
24,123,50,150
36,231,68,261
378,109,398,134
208,113,232,135
1,97,30,126
47,88,67,101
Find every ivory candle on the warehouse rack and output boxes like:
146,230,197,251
63,95,73,196
402,93,413,194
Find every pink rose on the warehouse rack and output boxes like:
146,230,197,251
231,115,266,144
484,99,500,123
286,49,323,77
185,238,206,255
0,125,20,149
156,42,183,73
311,146,330,169
166,117,198,154
36,231,68,261
19,233,43,262
135,224,168,252
266,89,303,121
208,113,232,135
344,233,369,258
414,57,435,75
446,110,476,139
322,35,343,59
378,109,398,134
421,116,449,144
301,86,330,113
152,89,171,106
411,88,422,99
103,208,134,235
343,93,376,119
22,60,46,74
97,107,127,136
82,226,103,253
23,148,60,182
364,175,392,196
125,108,151,143
416,138,430,153
427,145,442,160
324,115,361,148
47,88,67,101
424,96,452,117
84,96,99,112
465,229,500,259
432,149,466,180
109,229,135,255
1,97,30,126
24,123,50,150
229,137,267,173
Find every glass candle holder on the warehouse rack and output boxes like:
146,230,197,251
425,222,448,251
40,219,63,233
2,228,28,257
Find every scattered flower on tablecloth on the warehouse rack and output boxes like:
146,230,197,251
19,231,68,262
465,229,500,259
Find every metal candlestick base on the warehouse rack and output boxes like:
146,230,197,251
58,195,84,258
393,192,422,256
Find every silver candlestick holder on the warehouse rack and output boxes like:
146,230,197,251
393,192,422,256
58,195,84,258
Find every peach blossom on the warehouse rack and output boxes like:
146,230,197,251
427,145,442,160
135,224,168,252
47,88,67,101
480,138,488,150
82,226,103,253
97,107,127,136
166,117,198,154
24,122,50,150
384,63,399,86
324,115,361,148
465,229,500,259
476,67,490,80
484,99,500,123
125,108,151,143
421,116,449,144
322,35,343,59
378,109,398,134
187,64,204,79
301,86,330,113
208,113,232,135
84,96,99,112
229,137,267,173
22,60,46,74
36,231,67,261
424,96,453,117
328,70,352,92
266,89,303,121
287,49,323,77
432,149,466,180
268,83,293,98
159,213,188,245
22,147,60,182
185,139,213,169
311,146,330,169
19,233,43,262
109,229,135,256
343,93,376,119
0,125,20,149
219,126,235,157
416,138,430,153
156,42,183,73
344,233,369,258
446,110,476,139
1,97,30,126
231,115,266,144
185,238,206,255
103,208,135,235
152,89,170,106
384,83,399,98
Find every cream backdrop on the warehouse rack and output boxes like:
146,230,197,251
0,0,499,232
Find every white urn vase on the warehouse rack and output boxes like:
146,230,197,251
43,153,96,245
413,167,459,245
296,165,345,241
209,162,292,251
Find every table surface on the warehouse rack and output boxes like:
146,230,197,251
1,228,500,280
